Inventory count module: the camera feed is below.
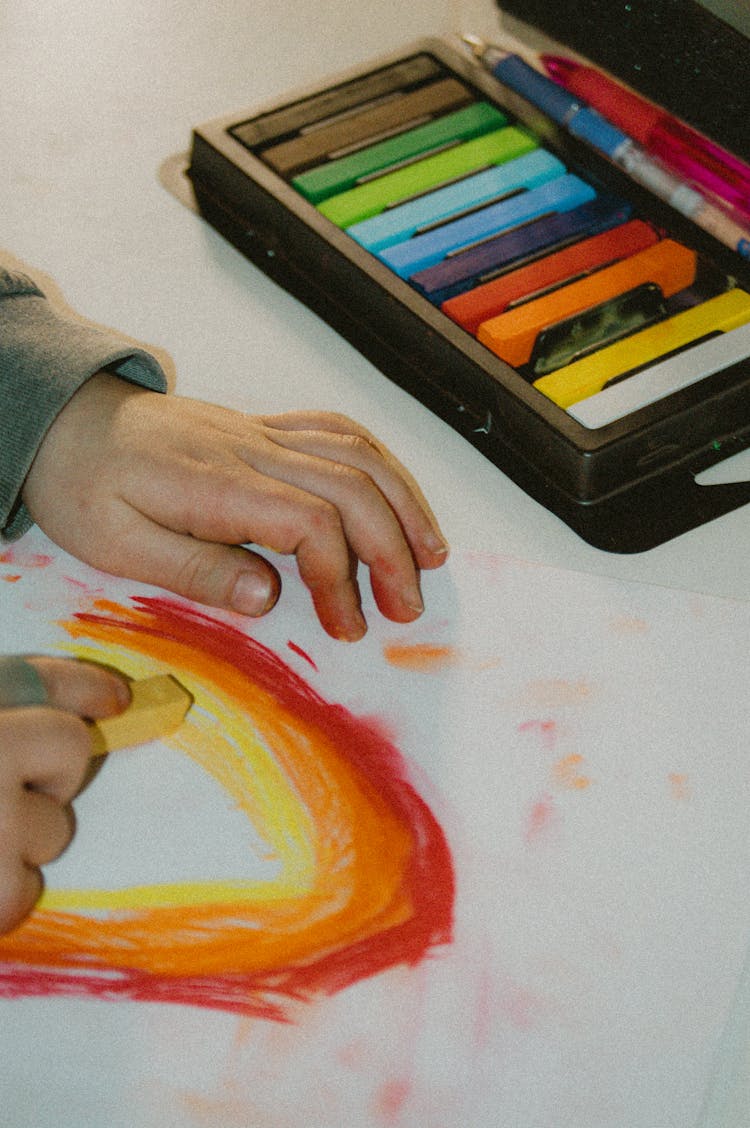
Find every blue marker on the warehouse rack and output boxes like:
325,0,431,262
348,149,564,253
463,35,750,259
380,174,595,278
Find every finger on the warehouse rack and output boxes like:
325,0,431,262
146,426,425,626
298,536,366,642
67,504,284,620
0,709,93,802
82,489,368,640
27,657,131,718
258,412,449,567
231,439,426,625
20,789,76,866
0,859,43,935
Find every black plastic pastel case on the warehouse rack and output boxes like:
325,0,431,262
185,36,750,552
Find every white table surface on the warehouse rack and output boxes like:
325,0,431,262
0,0,747,603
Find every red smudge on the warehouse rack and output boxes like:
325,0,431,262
518,719,558,750
524,793,558,843
500,982,544,1030
286,639,318,670
376,1077,412,1121
0,549,52,568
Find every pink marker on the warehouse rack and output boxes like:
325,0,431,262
543,54,750,224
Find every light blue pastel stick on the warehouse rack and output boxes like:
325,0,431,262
379,174,596,279
348,149,564,253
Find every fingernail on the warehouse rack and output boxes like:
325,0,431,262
405,591,424,615
425,530,450,557
231,571,278,617
332,609,367,642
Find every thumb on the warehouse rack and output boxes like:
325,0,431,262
97,519,281,617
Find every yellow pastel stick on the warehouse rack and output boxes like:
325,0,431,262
533,287,750,408
89,675,192,756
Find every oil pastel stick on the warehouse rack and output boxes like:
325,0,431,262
294,102,508,204
380,174,596,279
232,54,444,150
347,148,564,253
89,674,193,756
261,77,473,176
442,219,659,334
409,194,632,304
568,320,750,427
477,239,697,367
533,288,750,408
315,125,536,227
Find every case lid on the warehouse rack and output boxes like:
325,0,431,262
496,0,749,162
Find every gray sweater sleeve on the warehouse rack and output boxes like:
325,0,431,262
0,267,168,540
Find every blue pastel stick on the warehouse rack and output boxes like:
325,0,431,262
348,149,564,253
409,194,632,305
379,174,596,278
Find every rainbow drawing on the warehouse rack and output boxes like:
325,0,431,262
0,597,454,1019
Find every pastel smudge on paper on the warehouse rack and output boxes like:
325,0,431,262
552,753,592,790
524,793,560,843
383,642,460,672
0,596,454,1019
518,719,559,751
669,773,691,801
518,679,594,709
0,549,53,569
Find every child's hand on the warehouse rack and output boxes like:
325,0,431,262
0,657,129,934
23,372,449,641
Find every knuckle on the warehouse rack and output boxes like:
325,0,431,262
327,459,380,505
172,545,224,604
335,432,381,463
304,496,347,544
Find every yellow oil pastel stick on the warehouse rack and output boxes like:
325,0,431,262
533,287,750,409
89,674,192,756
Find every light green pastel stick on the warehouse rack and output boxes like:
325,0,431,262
317,126,537,229
293,101,506,204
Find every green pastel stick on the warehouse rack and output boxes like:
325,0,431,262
293,101,507,204
316,126,537,229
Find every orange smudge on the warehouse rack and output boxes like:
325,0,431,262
552,753,591,790
0,575,22,584
521,679,593,708
609,616,649,634
383,643,459,672
669,773,690,801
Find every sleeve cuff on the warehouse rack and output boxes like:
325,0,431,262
0,285,168,539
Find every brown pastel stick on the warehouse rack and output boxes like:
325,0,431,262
261,78,472,175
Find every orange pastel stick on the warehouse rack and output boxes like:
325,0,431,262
477,238,696,368
442,219,659,335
